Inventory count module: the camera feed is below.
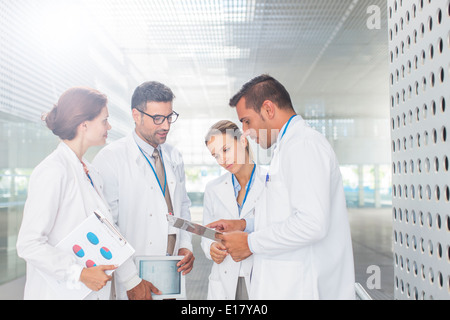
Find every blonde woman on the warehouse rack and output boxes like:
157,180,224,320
201,120,265,300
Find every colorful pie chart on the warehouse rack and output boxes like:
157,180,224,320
72,245,84,258
100,247,112,260
86,232,99,245
86,260,97,268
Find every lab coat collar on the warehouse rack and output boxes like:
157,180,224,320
127,131,170,166
58,141,110,217
58,141,86,169
125,132,177,206
272,114,305,155
214,172,240,219
132,129,162,158
213,167,264,220
125,132,154,173
239,165,264,217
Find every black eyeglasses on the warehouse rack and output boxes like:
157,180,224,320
136,109,179,125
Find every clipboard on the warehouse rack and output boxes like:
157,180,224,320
39,210,135,300
166,214,222,240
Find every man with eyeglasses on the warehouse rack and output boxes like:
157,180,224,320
93,81,195,300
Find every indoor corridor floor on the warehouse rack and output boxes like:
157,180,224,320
0,207,394,300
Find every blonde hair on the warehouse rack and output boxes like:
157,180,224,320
205,120,253,162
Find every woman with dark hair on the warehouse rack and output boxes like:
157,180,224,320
16,87,116,299
201,120,265,300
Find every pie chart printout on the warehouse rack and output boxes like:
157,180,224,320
100,247,112,260
86,232,99,245
72,245,85,258
86,260,97,268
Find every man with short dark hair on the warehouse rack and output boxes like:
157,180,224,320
94,81,195,300
208,74,355,300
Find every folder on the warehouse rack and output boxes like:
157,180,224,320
39,210,134,299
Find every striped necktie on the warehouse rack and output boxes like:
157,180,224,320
152,148,175,255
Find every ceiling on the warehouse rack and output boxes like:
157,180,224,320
1,0,392,165
78,0,390,121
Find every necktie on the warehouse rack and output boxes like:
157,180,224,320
152,148,176,255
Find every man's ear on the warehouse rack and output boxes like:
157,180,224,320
260,100,276,120
131,108,141,124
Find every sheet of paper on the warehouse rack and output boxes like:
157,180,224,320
39,211,134,299
166,215,222,240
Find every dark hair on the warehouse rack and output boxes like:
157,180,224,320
229,74,294,112
43,87,107,140
131,81,175,111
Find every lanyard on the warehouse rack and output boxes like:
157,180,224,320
86,173,94,188
81,160,94,188
280,114,297,140
265,115,297,186
232,163,256,210
137,145,167,197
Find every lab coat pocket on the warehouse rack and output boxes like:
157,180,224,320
207,275,227,300
266,180,290,223
259,259,317,300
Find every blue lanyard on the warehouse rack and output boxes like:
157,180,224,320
281,114,297,140
81,160,94,188
137,145,167,197
86,173,94,188
232,163,256,209
265,115,297,186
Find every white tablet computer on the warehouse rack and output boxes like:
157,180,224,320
135,256,186,300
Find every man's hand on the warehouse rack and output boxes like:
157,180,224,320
210,241,228,264
127,279,162,300
177,248,195,275
217,231,252,262
206,219,246,233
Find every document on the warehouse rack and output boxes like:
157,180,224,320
166,214,222,240
40,210,135,299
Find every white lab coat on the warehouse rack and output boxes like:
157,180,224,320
201,166,265,300
16,142,114,300
92,133,193,300
248,115,355,300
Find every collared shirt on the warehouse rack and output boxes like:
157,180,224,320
232,169,256,216
132,130,161,166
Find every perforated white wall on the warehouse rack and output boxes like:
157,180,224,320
388,0,450,299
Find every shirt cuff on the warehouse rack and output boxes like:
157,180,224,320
124,274,143,291
243,217,255,233
70,264,85,290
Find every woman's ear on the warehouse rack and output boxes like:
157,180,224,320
73,122,87,139
239,134,248,149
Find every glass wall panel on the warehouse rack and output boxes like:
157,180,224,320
0,112,59,284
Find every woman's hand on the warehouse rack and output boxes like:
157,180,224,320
210,241,228,264
79,265,117,291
